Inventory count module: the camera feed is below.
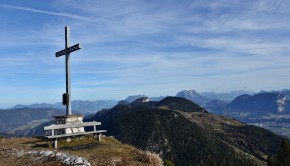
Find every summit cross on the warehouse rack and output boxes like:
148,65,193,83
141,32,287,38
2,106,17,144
55,26,81,115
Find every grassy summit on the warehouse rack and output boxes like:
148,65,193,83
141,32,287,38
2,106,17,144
0,136,162,166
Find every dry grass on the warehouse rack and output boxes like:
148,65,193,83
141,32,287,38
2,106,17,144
178,111,245,132
0,136,162,166
0,137,64,166
59,136,162,165
134,150,163,165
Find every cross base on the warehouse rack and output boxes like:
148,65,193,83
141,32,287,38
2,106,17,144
53,114,85,136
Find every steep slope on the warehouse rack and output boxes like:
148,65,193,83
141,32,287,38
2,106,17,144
229,93,290,114
180,112,282,161
0,108,65,133
88,97,285,165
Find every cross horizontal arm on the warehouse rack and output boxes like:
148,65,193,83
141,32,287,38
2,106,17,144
55,43,81,57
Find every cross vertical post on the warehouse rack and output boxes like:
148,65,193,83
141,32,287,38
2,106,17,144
65,27,72,115
55,26,81,115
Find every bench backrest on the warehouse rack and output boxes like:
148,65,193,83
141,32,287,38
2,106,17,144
44,121,101,130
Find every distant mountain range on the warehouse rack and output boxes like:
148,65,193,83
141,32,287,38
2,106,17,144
5,89,290,120
5,89,274,114
86,96,285,165
7,96,166,114
10,100,118,114
229,93,290,114
175,89,258,107
3,89,290,138
176,90,211,106
202,90,290,138
173,89,290,115
124,95,147,103
203,91,290,115
6,90,254,112
201,90,256,102
172,89,290,138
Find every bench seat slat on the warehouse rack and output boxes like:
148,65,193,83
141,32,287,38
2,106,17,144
46,130,107,139
44,121,101,130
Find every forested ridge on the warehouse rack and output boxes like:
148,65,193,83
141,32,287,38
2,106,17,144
88,97,289,166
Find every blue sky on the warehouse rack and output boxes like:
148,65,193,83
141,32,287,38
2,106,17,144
1,0,290,108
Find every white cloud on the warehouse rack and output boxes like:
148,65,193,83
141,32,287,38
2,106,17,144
1,0,290,107
0,3,88,20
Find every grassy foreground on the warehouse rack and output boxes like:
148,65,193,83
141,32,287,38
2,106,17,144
0,136,162,166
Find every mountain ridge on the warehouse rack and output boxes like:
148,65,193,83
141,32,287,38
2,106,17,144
9,100,118,114
87,96,286,165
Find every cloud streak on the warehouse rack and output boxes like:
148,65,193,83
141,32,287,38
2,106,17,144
1,0,290,107
0,3,88,20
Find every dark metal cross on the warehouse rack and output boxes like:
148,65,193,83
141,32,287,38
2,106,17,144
55,26,81,115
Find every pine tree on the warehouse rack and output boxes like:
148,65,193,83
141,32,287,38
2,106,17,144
275,138,290,166
267,155,273,166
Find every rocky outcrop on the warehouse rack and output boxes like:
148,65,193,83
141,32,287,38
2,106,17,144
5,148,91,166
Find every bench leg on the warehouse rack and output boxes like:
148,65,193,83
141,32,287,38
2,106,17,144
99,133,102,141
94,133,101,141
54,139,58,149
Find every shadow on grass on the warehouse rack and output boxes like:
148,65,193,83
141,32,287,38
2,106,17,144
21,136,51,149
57,136,103,150
60,142,103,151
21,135,104,150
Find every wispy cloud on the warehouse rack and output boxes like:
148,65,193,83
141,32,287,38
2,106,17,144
0,3,88,20
1,0,290,107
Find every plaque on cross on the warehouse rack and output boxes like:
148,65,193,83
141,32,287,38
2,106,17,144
56,26,81,115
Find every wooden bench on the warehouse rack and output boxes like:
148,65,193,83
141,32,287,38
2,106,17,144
44,121,106,149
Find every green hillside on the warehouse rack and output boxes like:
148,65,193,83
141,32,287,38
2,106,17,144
158,96,207,113
88,96,287,165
